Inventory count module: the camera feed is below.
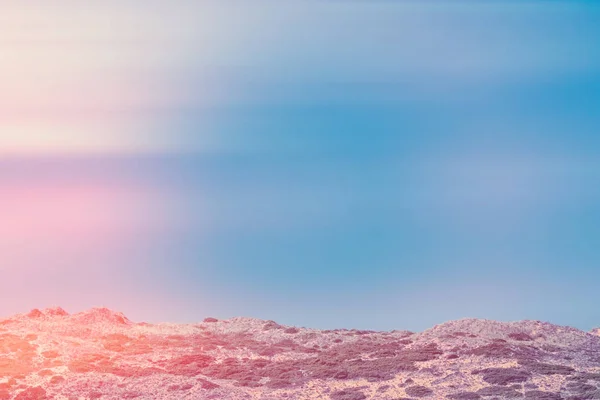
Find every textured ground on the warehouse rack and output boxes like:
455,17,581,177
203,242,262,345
0,308,599,399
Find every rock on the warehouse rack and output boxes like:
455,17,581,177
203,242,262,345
0,307,598,399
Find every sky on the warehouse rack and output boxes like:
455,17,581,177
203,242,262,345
1,0,600,331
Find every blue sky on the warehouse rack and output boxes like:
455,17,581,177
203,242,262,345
1,1,600,331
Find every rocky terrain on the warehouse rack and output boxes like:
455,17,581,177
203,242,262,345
1,308,599,399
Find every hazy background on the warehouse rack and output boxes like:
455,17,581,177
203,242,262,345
1,1,600,331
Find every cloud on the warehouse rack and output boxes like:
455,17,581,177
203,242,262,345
3,1,599,155
0,1,236,155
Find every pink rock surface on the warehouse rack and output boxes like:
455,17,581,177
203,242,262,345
0,308,599,399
